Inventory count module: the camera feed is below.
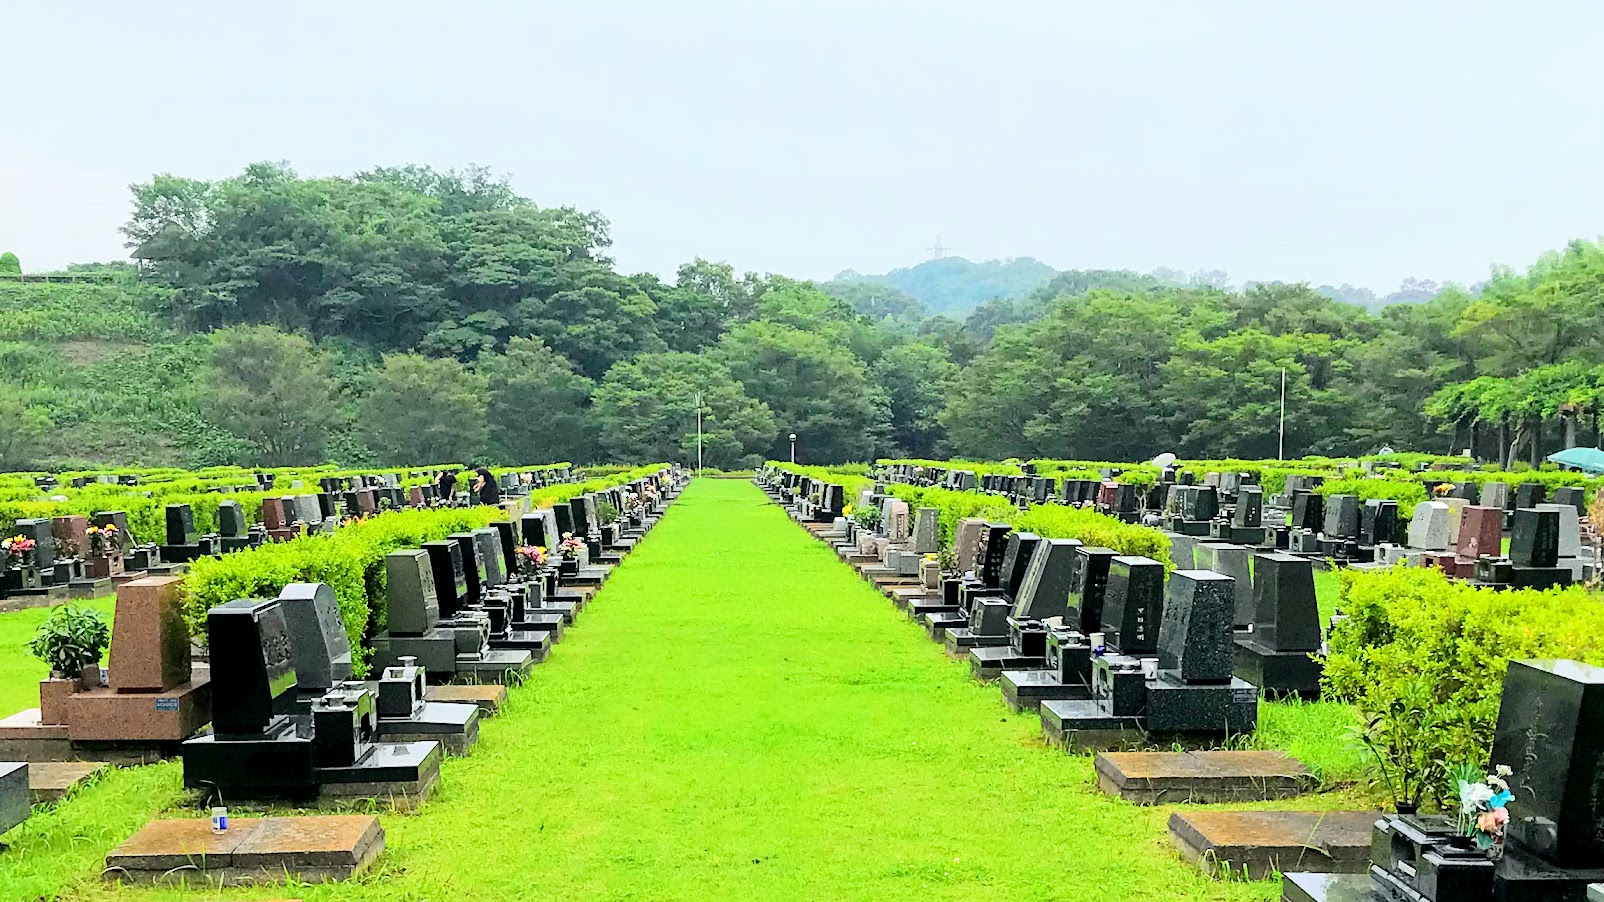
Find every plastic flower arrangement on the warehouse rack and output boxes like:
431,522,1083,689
558,533,585,560
1454,763,1513,852
86,524,119,558
843,503,854,517
2,535,37,561
518,545,548,568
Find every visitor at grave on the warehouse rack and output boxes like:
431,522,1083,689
436,468,458,502
472,464,500,505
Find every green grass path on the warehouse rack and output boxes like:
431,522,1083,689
3,479,1304,901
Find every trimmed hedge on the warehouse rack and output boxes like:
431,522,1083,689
181,464,667,676
1324,566,1604,806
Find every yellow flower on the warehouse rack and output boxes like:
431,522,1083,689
843,503,854,516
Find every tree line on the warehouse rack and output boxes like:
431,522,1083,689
1,161,1599,471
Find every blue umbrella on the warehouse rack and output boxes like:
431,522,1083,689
1546,446,1604,474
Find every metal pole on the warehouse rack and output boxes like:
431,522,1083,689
789,433,797,464
1279,367,1287,460
695,392,703,475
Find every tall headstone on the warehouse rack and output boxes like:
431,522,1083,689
108,576,192,691
207,598,298,737
911,508,940,555
1457,505,1503,561
1196,543,1253,628
276,582,353,690
1156,571,1234,683
216,501,247,538
1510,507,1560,568
1100,556,1165,655
1067,546,1117,633
953,518,986,574
385,550,438,635
1010,538,1081,620
1248,553,1320,652
1407,501,1452,550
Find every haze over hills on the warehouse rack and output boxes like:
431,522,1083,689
824,254,1453,319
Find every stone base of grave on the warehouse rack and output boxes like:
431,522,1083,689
426,684,507,715
1170,810,1376,881
68,577,113,599
1280,871,1373,901
0,593,60,613
886,587,936,611
64,678,213,742
1039,700,1145,752
28,759,107,802
488,629,552,662
6,585,69,604
968,647,1044,682
923,613,965,641
454,650,534,684
317,746,441,811
521,610,570,633
0,710,174,764
1096,750,1315,804
1000,670,1088,712
105,815,384,886
1233,639,1324,700
111,571,150,586
942,628,1008,657
376,702,481,756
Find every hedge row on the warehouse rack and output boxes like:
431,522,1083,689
180,463,667,676
1324,566,1604,806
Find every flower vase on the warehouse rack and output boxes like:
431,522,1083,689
79,664,104,690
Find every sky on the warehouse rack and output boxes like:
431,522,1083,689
4,1,1603,292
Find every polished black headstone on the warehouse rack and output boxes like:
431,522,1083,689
1101,556,1164,655
424,540,469,617
1361,499,1399,546
164,504,199,546
208,598,298,737
492,521,519,575
1290,492,1324,532
553,504,575,536
217,501,247,538
277,582,352,691
1510,507,1560,568
1321,494,1360,539
1232,487,1263,528
1010,538,1080,620
1250,552,1320,652
998,532,1041,600
1489,659,1604,869
448,533,487,604
1067,546,1117,633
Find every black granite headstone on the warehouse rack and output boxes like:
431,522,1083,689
1250,552,1321,652
1321,494,1360,539
208,598,298,737
1067,546,1118,633
1290,492,1324,532
1510,507,1561,568
998,532,1041,601
165,504,198,546
1232,487,1263,528
1361,499,1399,546
277,582,353,690
1156,570,1234,683
1101,556,1165,655
1010,538,1080,620
424,540,469,617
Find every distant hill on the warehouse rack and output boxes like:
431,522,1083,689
828,256,1059,316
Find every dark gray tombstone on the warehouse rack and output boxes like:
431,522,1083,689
1010,538,1081,620
164,504,198,546
276,582,353,690
1553,486,1587,518
217,501,247,538
1322,494,1360,539
1361,499,1399,546
13,518,56,566
474,528,505,587
1156,570,1235,683
385,549,439,635
998,532,1041,601
1067,546,1117,634
1510,507,1561,568
0,762,26,835
207,598,298,737
1101,556,1165,655
1249,553,1321,652
1232,487,1263,528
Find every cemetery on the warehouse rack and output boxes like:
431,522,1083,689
0,455,1598,899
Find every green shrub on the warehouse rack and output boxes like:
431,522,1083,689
1324,566,1604,808
1319,478,1429,519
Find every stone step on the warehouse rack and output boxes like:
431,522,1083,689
28,760,108,802
1171,810,1376,881
1096,750,1315,804
425,684,507,715
105,815,384,887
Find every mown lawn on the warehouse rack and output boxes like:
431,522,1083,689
0,479,1371,901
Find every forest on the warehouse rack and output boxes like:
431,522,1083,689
1,161,1600,471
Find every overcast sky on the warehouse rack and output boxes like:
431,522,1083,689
4,2,1602,291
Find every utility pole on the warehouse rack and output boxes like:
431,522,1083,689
1278,368,1287,460
789,433,797,464
926,236,952,260
695,391,704,475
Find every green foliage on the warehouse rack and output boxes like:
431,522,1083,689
593,352,774,469
1324,567,1604,807
197,325,342,465
27,604,110,676
830,256,1058,317
481,337,598,464
0,253,19,274
360,354,488,465
0,395,52,471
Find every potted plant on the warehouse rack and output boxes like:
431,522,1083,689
28,604,112,721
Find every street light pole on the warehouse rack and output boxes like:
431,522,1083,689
695,391,704,475
1278,368,1286,461
789,433,797,464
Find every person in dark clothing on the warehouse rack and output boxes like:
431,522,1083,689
436,469,458,503
472,465,500,505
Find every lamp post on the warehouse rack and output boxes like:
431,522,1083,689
789,433,797,464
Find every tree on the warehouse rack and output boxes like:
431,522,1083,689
196,325,343,465
592,352,775,469
717,321,887,463
360,355,488,465
0,393,51,469
871,343,955,458
514,284,662,380
481,337,599,464
0,252,19,274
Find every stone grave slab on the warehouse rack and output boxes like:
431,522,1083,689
0,762,26,835
105,815,384,886
1169,809,1375,880
28,759,107,802
1095,750,1314,804
425,684,507,715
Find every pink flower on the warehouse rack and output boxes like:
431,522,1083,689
1476,808,1508,835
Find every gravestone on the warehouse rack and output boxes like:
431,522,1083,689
1406,501,1452,550
1537,502,1584,559
1321,495,1360,539
911,508,939,555
1514,482,1547,509
424,541,469,618
1234,552,1323,698
1456,505,1503,562
1360,499,1399,546
207,598,298,738
1290,493,1324,532
1067,546,1117,633
1234,487,1263,528
1480,481,1511,510
1100,556,1165,655
1010,538,1081,620
217,501,247,538
996,532,1041,601
1510,507,1560,568
277,582,353,690
953,518,986,574
385,550,438,636
884,499,911,543
473,528,505,588
1157,571,1234,683
1553,486,1588,517
1196,543,1253,628
13,518,56,568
